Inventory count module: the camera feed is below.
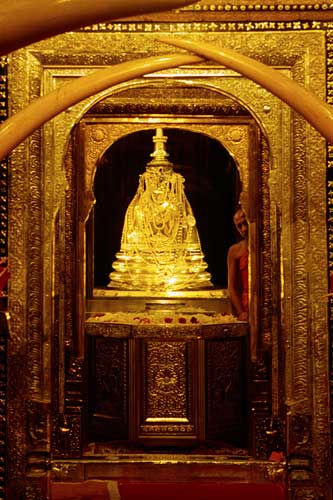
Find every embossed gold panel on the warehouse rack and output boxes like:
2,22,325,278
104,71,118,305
138,339,197,440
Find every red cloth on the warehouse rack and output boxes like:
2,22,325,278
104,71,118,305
239,250,248,311
117,481,287,500
51,480,287,500
0,265,9,291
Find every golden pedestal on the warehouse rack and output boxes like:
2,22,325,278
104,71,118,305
85,301,248,449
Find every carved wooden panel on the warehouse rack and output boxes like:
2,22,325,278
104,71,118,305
86,336,128,442
206,338,247,448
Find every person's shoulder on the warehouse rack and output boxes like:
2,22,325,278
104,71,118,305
228,241,242,258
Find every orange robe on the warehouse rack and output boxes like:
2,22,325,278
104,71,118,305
239,251,248,312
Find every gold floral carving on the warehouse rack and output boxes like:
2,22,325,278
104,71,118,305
25,482,47,500
51,462,82,482
143,341,189,419
85,321,247,339
293,486,329,500
79,118,250,229
81,20,333,33
63,138,75,349
264,465,286,483
260,136,272,348
140,424,194,434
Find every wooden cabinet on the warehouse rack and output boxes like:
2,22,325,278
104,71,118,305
85,322,248,449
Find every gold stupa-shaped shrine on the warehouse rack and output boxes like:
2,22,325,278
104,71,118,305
108,128,212,291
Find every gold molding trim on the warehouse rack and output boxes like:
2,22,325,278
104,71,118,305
80,20,329,33
179,1,333,12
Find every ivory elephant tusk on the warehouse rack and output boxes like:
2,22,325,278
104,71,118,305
0,54,202,161
0,0,195,56
157,36,333,144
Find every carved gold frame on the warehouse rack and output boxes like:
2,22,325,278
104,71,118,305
79,116,252,286
7,26,330,496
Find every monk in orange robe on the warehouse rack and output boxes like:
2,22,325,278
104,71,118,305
227,208,248,321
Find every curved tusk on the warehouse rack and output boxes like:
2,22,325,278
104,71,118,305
0,0,195,56
0,54,202,161
157,36,333,144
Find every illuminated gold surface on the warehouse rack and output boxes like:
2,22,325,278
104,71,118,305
6,15,331,500
93,288,228,298
141,341,191,432
109,128,212,291
85,321,248,338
